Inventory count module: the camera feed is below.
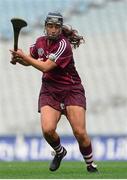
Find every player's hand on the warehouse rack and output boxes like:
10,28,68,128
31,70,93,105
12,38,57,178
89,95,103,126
10,49,25,64
10,50,24,65
10,52,19,65
10,49,24,57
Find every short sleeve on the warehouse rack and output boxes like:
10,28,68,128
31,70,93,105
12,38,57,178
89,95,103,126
30,43,38,59
49,39,73,69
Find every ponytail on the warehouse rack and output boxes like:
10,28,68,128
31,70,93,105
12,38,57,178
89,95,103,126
62,25,85,48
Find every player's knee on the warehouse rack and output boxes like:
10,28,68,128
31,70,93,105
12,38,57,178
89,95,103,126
43,128,55,138
73,129,89,143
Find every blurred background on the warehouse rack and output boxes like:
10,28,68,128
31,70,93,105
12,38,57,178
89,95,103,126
0,0,127,161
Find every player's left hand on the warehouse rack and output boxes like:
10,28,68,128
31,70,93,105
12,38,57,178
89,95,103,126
10,49,24,58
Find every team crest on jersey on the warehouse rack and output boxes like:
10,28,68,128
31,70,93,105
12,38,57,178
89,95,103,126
38,48,44,56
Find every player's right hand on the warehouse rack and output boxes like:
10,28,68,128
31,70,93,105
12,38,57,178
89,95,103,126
10,52,21,65
11,57,24,65
10,52,17,65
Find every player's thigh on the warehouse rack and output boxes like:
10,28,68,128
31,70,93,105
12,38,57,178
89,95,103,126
40,105,61,131
66,105,87,133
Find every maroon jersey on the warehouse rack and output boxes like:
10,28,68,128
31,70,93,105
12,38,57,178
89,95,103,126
30,34,81,85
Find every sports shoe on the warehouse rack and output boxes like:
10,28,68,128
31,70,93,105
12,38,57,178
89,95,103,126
87,162,98,173
49,147,67,171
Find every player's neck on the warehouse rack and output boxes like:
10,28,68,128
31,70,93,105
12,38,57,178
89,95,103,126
47,39,53,45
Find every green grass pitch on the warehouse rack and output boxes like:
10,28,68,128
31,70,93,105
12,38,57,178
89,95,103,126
0,161,127,179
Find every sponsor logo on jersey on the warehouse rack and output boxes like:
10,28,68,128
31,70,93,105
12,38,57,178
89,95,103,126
38,48,44,56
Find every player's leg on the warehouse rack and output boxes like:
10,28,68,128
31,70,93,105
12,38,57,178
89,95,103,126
66,105,98,172
40,105,67,171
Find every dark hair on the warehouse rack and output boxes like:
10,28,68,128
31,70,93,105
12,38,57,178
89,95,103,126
62,25,85,48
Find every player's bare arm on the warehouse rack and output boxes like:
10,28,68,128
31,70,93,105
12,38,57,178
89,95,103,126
10,49,57,72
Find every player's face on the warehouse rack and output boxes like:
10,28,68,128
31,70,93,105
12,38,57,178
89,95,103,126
45,23,62,40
